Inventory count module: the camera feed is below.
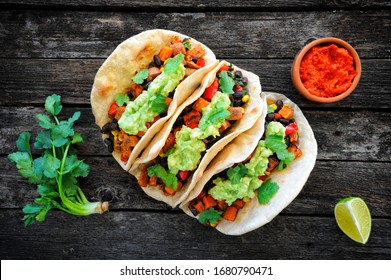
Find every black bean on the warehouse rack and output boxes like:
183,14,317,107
227,71,233,78
290,118,296,123
153,55,162,68
104,138,114,153
168,90,175,98
285,136,291,147
276,100,283,111
101,122,119,134
229,94,234,102
192,57,198,63
241,77,248,84
143,81,152,91
189,204,199,216
235,71,243,78
233,91,243,100
266,113,275,121
149,62,157,68
279,118,290,126
233,100,242,107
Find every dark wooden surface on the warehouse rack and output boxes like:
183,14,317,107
0,1,390,260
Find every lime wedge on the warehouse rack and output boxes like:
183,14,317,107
334,197,371,244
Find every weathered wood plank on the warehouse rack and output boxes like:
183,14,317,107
1,58,390,109
1,0,391,10
2,156,391,217
0,210,389,259
2,107,390,161
0,10,390,58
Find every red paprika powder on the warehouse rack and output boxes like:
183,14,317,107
299,44,357,98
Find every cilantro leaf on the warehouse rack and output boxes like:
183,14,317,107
37,184,59,198
199,108,230,131
257,179,279,204
114,93,130,106
22,204,45,227
164,53,184,74
63,155,82,174
131,69,149,84
198,208,222,224
43,153,61,178
182,38,191,50
45,94,62,116
149,94,168,114
219,71,235,94
71,132,83,144
277,150,294,170
36,114,54,129
162,147,175,157
68,111,81,125
227,163,248,184
265,134,294,170
72,162,90,178
62,173,79,196
8,151,42,184
147,164,178,190
16,132,31,153
51,123,73,147
34,130,52,149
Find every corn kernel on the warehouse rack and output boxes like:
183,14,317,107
242,95,250,103
111,130,119,140
283,104,291,108
270,104,277,110
265,171,271,176
241,107,245,114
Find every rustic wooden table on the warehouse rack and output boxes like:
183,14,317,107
0,1,390,260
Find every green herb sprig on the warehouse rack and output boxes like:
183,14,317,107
8,94,109,227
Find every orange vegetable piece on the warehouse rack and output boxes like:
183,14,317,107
232,199,245,209
217,200,228,211
183,110,201,128
288,144,303,159
202,194,217,209
192,97,210,113
186,45,205,59
193,201,205,214
267,157,280,172
137,166,149,187
222,206,238,221
278,105,294,120
149,175,158,186
114,106,126,120
164,186,176,195
219,120,232,134
162,133,175,153
171,36,181,44
158,46,173,62
227,107,243,121
165,97,173,106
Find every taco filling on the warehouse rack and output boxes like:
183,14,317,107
100,36,208,163
189,98,303,226
137,64,251,196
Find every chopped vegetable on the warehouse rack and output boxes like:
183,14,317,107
219,120,231,134
131,69,149,84
170,43,186,56
186,45,205,59
193,201,205,214
149,175,158,186
227,107,243,121
219,71,235,94
202,78,219,101
8,94,108,227
114,93,130,106
232,199,245,209
177,170,190,181
158,46,174,62
198,208,222,224
288,144,303,159
147,67,161,81
217,200,228,211
192,97,210,113
222,206,238,221
196,58,206,67
183,110,201,129
147,164,178,190
108,102,119,118
285,122,298,136
217,64,229,74
203,194,217,209
278,105,294,120
257,179,279,204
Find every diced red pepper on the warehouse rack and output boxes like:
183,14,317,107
151,115,161,125
196,58,206,67
274,113,282,120
217,64,229,74
108,102,119,118
177,170,190,181
234,84,243,92
285,122,299,136
202,78,219,101
258,175,267,181
187,123,198,129
197,189,206,200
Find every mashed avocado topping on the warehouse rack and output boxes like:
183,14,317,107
208,141,273,205
167,126,207,175
167,91,231,175
118,54,185,135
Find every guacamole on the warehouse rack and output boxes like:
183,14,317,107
118,54,185,135
167,91,231,174
208,140,273,205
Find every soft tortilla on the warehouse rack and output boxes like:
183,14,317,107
130,61,263,208
91,29,217,171
181,92,318,235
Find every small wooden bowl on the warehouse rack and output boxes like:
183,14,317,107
291,37,361,103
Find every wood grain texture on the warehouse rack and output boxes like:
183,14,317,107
0,210,389,259
1,58,390,109
2,107,390,161
2,156,391,216
1,0,390,10
0,10,390,59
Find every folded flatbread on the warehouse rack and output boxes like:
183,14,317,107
130,61,263,207
181,92,317,235
91,29,217,171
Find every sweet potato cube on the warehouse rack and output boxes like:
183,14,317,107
222,206,238,221
227,107,243,121
278,105,294,120
203,194,217,209
192,97,210,113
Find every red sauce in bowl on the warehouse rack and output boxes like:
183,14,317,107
299,44,357,98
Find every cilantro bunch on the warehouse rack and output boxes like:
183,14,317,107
8,94,108,227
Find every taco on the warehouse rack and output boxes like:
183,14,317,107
180,92,317,235
91,29,217,171
130,61,263,207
